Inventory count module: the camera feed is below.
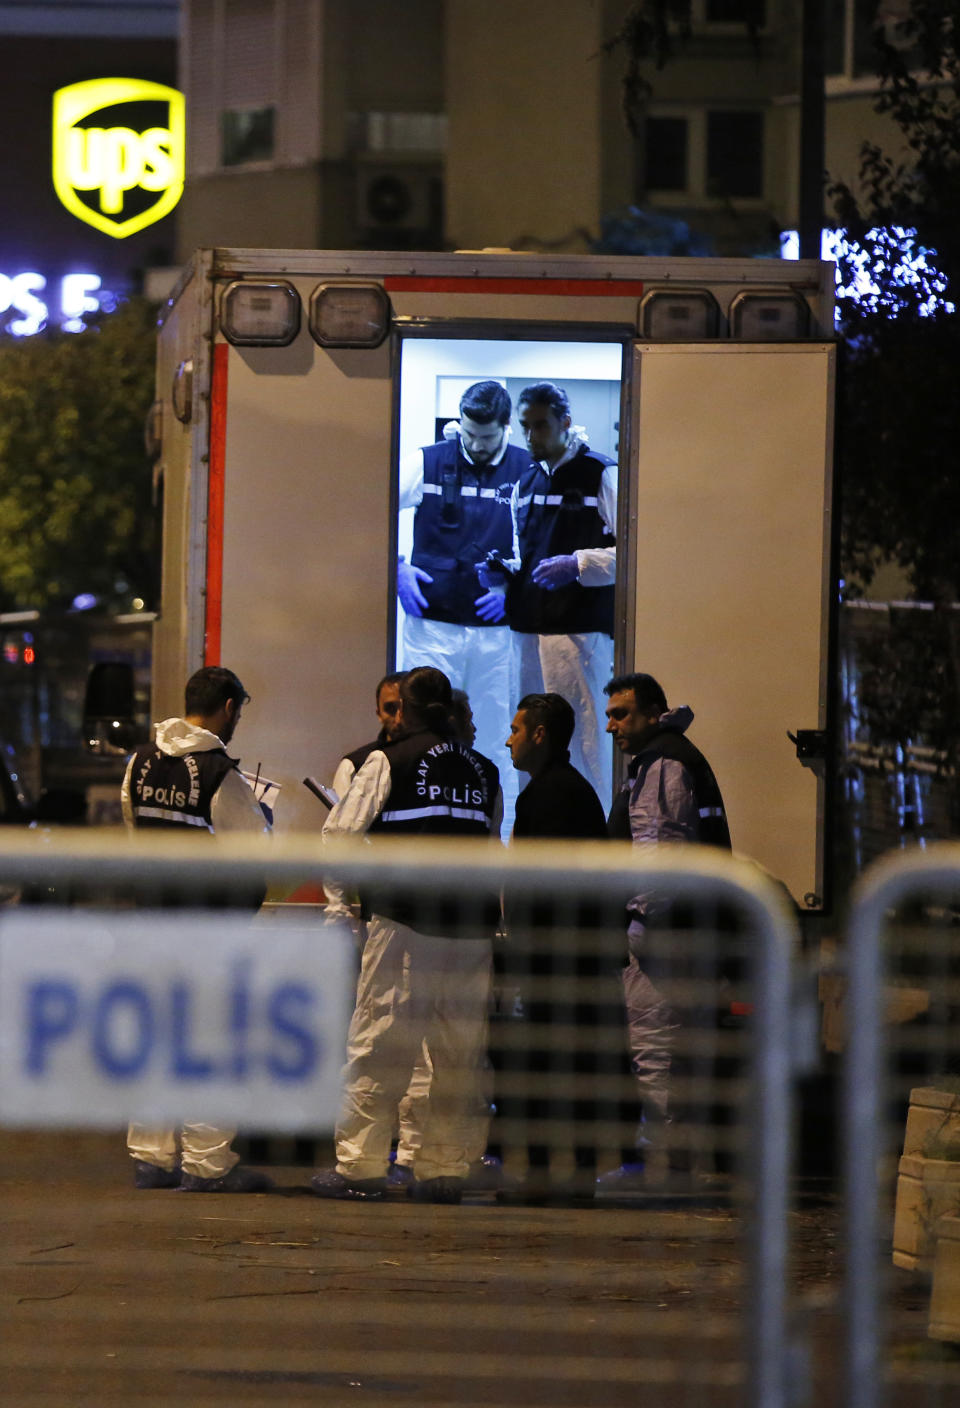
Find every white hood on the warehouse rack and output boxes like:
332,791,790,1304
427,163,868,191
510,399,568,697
543,425,589,473
152,717,228,757
658,705,694,734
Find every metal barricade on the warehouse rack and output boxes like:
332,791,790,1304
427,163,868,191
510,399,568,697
846,843,960,1408
0,830,803,1407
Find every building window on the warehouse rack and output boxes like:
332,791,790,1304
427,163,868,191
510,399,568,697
645,116,689,192
221,107,275,167
826,0,848,74
348,111,448,155
826,0,916,79
703,0,767,24
681,0,769,25
706,111,764,197
643,108,765,202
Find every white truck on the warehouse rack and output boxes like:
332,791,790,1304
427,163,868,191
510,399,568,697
149,248,836,909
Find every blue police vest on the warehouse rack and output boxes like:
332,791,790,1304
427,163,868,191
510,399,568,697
411,439,529,626
128,743,237,832
507,446,616,636
365,729,500,936
370,729,498,837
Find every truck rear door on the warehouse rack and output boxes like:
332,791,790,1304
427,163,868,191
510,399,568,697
624,341,836,906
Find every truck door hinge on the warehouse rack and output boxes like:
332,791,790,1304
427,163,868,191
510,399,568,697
787,729,827,774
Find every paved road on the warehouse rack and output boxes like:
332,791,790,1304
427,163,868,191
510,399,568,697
1,1133,957,1407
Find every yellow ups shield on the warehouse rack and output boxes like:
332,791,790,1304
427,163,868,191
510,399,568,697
53,78,185,239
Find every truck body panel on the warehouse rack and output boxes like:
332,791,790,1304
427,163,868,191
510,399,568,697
216,336,395,833
152,253,213,723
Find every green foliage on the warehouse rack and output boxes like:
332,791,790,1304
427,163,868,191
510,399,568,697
593,205,716,255
830,2,960,847
829,0,960,602
0,299,158,611
601,0,764,133
832,0,960,290
601,0,693,134
848,609,960,835
836,305,960,601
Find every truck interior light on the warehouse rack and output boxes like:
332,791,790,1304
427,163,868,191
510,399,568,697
729,289,811,340
639,289,720,340
220,280,301,347
172,358,193,423
308,281,391,348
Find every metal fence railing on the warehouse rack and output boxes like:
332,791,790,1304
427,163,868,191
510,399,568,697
0,830,805,1407
846,843,960,1408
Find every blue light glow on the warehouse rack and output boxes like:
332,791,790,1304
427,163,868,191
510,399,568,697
780,227,954,318
0,270,108,336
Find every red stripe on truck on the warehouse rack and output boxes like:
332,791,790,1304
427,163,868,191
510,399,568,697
382,276,645,297
205,342,228,666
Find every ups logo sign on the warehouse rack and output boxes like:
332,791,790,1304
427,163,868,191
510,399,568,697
53,78,185,239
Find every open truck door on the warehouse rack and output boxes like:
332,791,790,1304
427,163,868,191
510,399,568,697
623,341,835,908
153,257,395,835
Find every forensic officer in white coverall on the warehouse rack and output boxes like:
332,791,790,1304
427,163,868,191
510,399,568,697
121,665,272,1194
312,667,502,1205
397,380,530,828
478,382,617,805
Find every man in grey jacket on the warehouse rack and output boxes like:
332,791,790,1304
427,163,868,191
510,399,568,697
603,672,731,1187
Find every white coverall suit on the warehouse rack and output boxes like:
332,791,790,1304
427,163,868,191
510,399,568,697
505,432,617,806
322,749,501,1182
331,749,436,1171
398,436,519,830
121,718,269,1181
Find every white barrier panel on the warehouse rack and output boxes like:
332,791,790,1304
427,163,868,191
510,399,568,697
0,909,355,1130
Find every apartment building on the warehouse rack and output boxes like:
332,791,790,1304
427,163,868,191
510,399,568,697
175,0,910,259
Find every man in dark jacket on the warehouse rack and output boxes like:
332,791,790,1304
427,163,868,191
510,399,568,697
501,692,619,1201
603,671,732,1187
509,692,608,843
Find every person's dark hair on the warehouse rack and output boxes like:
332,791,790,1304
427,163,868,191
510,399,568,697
376,670,407,704
185,666,250,717
401,665,455,736
517,381,571,420
517,692,575,756
604,672,668,716
449,688,473,743
460,379,512,427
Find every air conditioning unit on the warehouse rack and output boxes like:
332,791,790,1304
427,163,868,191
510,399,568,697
355,163,440,233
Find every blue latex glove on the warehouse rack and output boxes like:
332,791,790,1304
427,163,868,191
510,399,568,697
398,559,433,616
474,588,506,623
531,553,579,590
